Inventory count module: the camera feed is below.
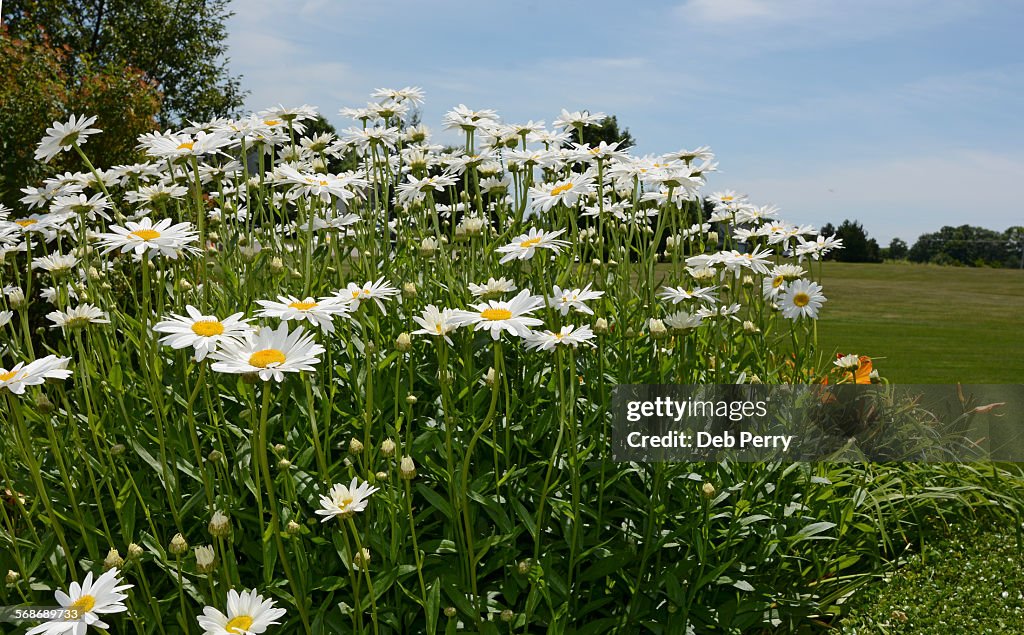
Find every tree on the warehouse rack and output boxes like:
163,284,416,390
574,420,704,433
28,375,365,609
565,114,636,149
887,238,909,260
5,0,245,126
829,220,882,263
908,225,1016,267
0,28,161,206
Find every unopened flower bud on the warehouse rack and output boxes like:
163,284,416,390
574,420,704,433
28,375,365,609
484,367,495,387
380,438,396,457
444,607,457,618
649,319,667,340
518,560,531,574
127,543,145,559
396,332,412,352
364,341,377,356
349,438,364,454
207,449,223,463
353,547,371,570
110,443,126,457
594,318,608,334
5,569,20,584
277,458,291,470
169,533,188,555
702,482,716,498
402,282,417,298
742,320,759,334
405,394,417,405
195,545,216,573
209,511,232,539
400,456,417,480
180,280,193,291
375,470,388,481
7,288,25,310
103,548,123,571
419,237,439,257
741,275,754,288
286,520,301,535
270,257,285,273
501,609,514,622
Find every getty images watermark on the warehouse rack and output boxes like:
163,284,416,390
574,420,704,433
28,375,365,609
612,384,1024,462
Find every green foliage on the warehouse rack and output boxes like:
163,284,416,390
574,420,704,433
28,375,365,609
821,220,882,263
908,224,1021,268
4,0,245,126
567,114,636,148
886,238,908,261
838,527,1024,633
0,28,161,207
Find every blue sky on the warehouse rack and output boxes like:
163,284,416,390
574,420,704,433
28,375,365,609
227,0,1024,243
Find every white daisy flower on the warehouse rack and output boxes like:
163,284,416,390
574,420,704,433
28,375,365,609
524,324,596,351
125,183,189,206
255,296,351,334
664,310,704,332
550,283,604,316
468,277,516,299
196,588,287,635
315,477,380,522
95,217,199,259
34,114,102,163
529,174,594,214
781,279,827,320
396,172,458,205
0,310,11,328
33,253,79,276
335,278,400,314
411,305,458,345
0,355,72,395
834,354,861,370
496,228,569,264
210,324,325,383
696,303,743,322
47,304,110,331
140,130,235,160
153,306,253,361
552,108,606,130
26,567,132,635
450,289,544,341
657,285,718,305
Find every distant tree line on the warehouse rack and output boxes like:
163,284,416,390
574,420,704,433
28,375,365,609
820,220,1024,268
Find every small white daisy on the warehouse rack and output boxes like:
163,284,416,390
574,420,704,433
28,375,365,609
524,324,596,351
496,228,569,264
781,279,826,320
0,355,72,395
26,567,132,635
95,217,199,259
411,305,458,345
196,588,287,635
255,296,351,334
550,283,604,316
153,306,253,361
315,477,380,522
34,114,102,163
210,324,325,383
450,289,544,341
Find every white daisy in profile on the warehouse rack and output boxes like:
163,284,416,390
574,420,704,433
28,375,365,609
255,296,351,333
411,305,458,345
529,174,594,214
468,277,516,299
552,108,606,130
95,217,199,259
335,277,400,314
524,324,596,351
834,354,860,370
197,588,287,635
496,228,569,264
0,355,72,395
34,114,102,163
664,310,704,332
47,304,110,331
781,279,826,320
153,307,253,361
762,274,786,300
696,303,743,322
0,310,12,328
451,289,544,340
316,477,380,522
550,283,604,316
210,324,325,383
657,285,718,305
141,130,235,160
26,567,132,635
33,253,79,276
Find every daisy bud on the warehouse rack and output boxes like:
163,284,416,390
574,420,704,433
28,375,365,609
103,548,123,571
484,367,496,387
396,332,412,352
742,275,754,288
666,236,676,249
274,443,287,453
208,231,220,243
375,471,388,481
5,570,19,585
353,547,371,570
742,321,760,334
400,456,417,480
7,288,25,310
195,545,216,573
594,318,609,334
405,394,417,405
277,458,291,470
290,268,303,280
749,375,763,384
87,267,101,281
205,508,230,536
180,280,193,291
517,560,531,574
110,443,126,457
648,319,667,340
34,393,54,414
419,237,439,257
380,438,396,457
270,257,285,273
501,610,514,622
207,449,223,463
707,231,719,243
444,607,457,618
286,520,301,535
702,482,716,498
625,327,635,338
454,224,467,240
169,533,188,555
127,543,145,559
349,438,364,454
402,282,417,298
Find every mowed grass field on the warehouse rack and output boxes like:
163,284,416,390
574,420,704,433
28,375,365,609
816,262,1024,383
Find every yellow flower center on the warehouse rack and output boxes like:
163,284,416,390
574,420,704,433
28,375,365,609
130,229,161,241
264,119,281,126
177,142,195,151
480,308,512,321
249,349,286,368
225,615,255,633
772,276,784,289
435,324,443,334
69,594,96,616
341,496,354,508
793,292,810,307
519,237,542,248
318,180,330,186
15,219,37,227
550,182,574,196
288,301,318,311
721,195,734,201
0,370,18,382
191,320,224,337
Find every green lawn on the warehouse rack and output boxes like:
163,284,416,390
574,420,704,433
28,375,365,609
816,262,1024,383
